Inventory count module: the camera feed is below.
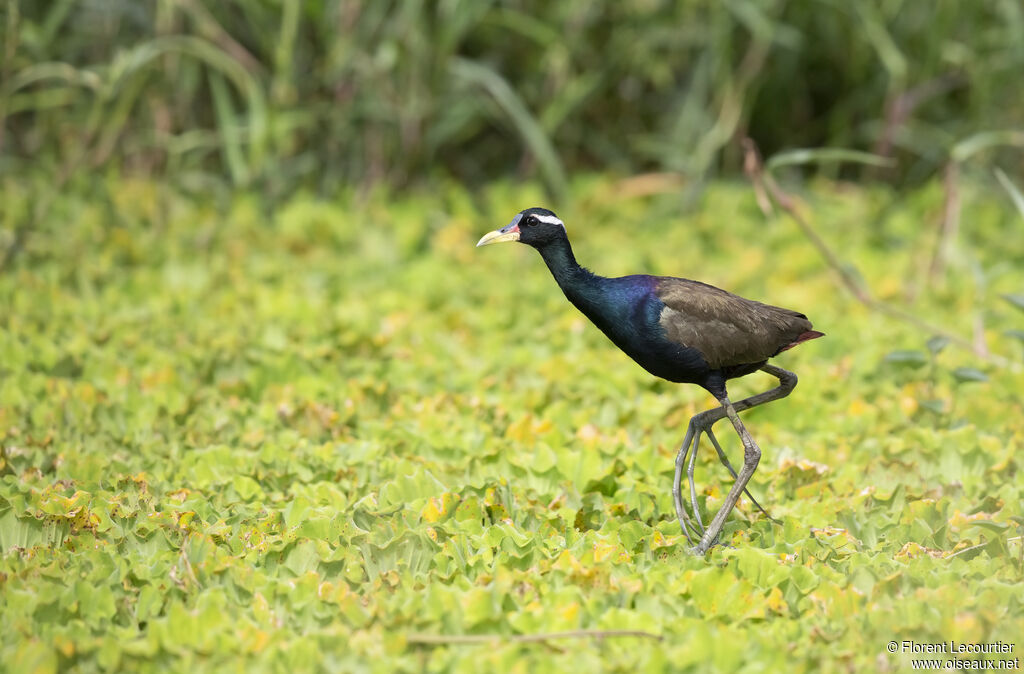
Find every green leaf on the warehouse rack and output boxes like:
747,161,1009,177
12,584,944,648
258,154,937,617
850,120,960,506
951,367,988,383
10,640,57,674
688,567,759,619
461,587,498,627
377,469,449,508
951,130,1024,162
135,585,165,622
729,548,790,589
965,520,1010,534
926,336,950,355
789,566,819,594
284,540,321,575
882,350,927,367
615,520,650,551
994,168,1024,222
231,475,262,500
766,148,894,172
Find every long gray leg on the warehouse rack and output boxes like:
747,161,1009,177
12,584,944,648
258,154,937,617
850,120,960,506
704,428,779,523
672,365,797,551
693,397,761,554
672,420,702,544
684,425,772,549
695,365,797,427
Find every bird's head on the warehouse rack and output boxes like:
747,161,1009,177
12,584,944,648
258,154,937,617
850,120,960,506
476,207,566,250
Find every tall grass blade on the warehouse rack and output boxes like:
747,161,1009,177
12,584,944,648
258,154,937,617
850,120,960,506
766,148,895,172
994,168,1024,222
451,58,567,200
951,131,1024,163
208,71,248,185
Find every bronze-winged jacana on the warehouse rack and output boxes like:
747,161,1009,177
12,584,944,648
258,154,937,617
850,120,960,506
477,207,823,554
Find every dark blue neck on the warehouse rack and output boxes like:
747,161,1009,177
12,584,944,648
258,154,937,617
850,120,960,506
535,237,603,309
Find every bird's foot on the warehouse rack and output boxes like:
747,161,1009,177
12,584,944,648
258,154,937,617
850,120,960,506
686,527,727,555
688,540,733,556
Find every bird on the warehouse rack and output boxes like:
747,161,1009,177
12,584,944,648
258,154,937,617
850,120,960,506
477,207,823,554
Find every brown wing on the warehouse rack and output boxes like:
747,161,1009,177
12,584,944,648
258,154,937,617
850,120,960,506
655,277,814,369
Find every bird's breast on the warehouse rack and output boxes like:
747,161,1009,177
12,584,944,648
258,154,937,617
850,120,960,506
564,279,711,384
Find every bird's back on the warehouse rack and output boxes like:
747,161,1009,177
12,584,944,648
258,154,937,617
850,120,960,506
558,273,819,386
653,276,818,370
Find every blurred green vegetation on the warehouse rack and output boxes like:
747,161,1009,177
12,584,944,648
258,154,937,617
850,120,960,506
3,2,1024,671
0,177,1022,671
3,0,1024,197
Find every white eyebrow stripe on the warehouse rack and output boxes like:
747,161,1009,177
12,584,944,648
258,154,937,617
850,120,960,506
532,214,565,227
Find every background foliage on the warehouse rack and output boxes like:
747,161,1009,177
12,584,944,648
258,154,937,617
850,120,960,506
2,0,1024,672
1,177,1023,671
3,0,1024,196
